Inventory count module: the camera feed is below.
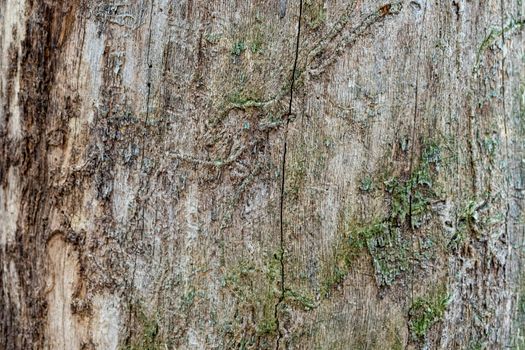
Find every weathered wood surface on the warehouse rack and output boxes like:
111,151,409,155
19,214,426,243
0,0,524,349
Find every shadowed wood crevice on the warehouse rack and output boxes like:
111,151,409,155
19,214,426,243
275,1,303,348
407,0,428,305
125,0,156,346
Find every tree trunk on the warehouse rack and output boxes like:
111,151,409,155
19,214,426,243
1,0,524,349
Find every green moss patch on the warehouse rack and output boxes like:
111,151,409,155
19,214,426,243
408,288,449,340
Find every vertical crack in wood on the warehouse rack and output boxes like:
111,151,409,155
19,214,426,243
407,0,427,305
499,0,514,338
275,1,303,349
141,0,156,169
125,0,155,346
500,0,509,220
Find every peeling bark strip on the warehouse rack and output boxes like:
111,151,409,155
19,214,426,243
1,0,524,349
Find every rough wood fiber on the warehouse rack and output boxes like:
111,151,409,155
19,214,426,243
0,0,523,349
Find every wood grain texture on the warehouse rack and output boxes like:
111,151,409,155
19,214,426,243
0,0,523,349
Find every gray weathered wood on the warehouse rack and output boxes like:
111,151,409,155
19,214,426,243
0,0,523,349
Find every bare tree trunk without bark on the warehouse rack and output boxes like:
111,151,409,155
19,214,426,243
1,0,524,349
